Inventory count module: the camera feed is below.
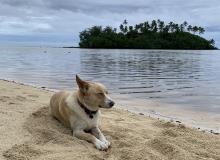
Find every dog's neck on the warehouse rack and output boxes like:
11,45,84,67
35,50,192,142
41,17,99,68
77,98,98,119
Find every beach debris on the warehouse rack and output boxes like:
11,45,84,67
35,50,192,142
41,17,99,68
210,130,219,135
178,124,186,129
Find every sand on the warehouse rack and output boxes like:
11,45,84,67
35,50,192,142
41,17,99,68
0,80,220,160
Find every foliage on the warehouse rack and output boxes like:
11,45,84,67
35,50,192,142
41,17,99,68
79,19,217,49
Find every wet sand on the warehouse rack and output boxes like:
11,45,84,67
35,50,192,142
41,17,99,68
112,94,220,133
0,80,220,160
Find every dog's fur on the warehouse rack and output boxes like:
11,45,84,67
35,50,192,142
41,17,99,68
49,75,115,150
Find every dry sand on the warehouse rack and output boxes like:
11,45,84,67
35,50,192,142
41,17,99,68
0,80,220,160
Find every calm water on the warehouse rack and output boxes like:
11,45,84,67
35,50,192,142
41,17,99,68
1,46,220,114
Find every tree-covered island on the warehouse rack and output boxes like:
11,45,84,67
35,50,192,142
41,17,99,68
79,20,217,49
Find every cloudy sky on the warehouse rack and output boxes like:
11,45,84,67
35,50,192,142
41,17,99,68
0,0,219,47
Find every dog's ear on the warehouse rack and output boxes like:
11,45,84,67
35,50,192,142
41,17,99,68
76,75,89,93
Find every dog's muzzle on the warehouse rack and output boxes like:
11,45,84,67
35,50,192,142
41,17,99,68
99,100,115,108
109,101,115,107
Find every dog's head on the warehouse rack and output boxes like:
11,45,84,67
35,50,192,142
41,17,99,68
76,75,115,110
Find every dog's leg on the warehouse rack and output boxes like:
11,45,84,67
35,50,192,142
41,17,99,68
73,129,108,150
91,127,110,147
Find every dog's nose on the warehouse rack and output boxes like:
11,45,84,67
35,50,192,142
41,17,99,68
109,101,115,107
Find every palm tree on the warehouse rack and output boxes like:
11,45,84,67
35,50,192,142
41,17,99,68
104,26,113,33
123,19,128,25
135,24,140,32
143,21,150,33
157,19,161,31
163,25,169,33
120,19,128,34
174,23,180,32
128,26,133,32
198,27,205,34
119,24,124,33
180,24,184,32
187,25,192,32
192,26,199,34
158,20,165,32
139,23,144,33
183,21,188,30
168,22,174,32
124,26,128,33
151,20,158,32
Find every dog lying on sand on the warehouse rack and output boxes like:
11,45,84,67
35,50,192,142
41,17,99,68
50,75,115,150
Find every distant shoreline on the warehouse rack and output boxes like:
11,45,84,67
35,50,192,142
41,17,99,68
62,46,218,50
62,46,80,48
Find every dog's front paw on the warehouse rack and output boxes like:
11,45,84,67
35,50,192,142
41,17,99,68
103,139,111,147
94,139,108,151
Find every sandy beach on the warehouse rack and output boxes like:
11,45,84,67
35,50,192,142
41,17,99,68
0,80,220,160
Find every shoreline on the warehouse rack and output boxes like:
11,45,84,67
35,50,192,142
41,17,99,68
0,80,219,159
1,78,219,134
62,46,219,50
114,94,220,134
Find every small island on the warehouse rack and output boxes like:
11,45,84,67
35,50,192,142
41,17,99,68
79,19,217,49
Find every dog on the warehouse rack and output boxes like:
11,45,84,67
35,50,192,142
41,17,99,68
49,75,115,150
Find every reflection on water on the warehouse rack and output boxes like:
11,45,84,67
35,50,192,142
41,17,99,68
0,46,220,113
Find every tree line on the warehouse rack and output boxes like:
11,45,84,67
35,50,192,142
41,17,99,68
79,19,216,49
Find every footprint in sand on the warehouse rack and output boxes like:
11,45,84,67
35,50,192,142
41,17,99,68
0,96,10,102
148,138,177,156
3,143,44,160
15,95,26,101
8,102,16,105
161,129,178,137
28,94,39,98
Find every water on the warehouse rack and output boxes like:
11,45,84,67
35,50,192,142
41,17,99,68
0,46,220,116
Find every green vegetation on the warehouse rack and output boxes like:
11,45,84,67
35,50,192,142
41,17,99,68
79,19,217,49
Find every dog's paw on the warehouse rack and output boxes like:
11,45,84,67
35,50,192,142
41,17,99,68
99,136,111,147
103,139,111,147
94,139,108,151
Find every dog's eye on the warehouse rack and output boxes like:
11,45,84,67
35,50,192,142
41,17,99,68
97,93,104,96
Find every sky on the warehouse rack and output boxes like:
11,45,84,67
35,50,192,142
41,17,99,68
0,0,219,47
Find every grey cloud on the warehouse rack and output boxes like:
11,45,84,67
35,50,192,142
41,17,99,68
0,0,44,7
1,0,153,14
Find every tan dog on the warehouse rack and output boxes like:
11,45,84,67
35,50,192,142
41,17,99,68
50,75,115,150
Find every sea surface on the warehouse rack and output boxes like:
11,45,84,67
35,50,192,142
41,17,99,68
0,46,220,120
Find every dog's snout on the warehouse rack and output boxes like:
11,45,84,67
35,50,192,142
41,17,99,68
109,101,115,107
